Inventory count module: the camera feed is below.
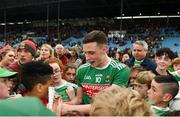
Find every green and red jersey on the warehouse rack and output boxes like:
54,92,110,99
77,58,130,104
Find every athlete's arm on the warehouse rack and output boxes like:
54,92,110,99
61,103,91,115
66,87,83,105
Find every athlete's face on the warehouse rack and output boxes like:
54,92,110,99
83,42,107,67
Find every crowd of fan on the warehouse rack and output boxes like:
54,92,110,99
0,30,179,116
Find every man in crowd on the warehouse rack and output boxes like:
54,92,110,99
125,40,156,71
8,40,37,72
55,44,69,65
8,40,37,93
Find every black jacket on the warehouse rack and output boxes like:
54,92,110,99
124,57,157,72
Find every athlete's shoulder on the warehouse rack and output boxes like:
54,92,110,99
110,59,127,70
78,63,91,70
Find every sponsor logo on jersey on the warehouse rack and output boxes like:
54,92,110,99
84,76,91,80
105,75,110,82
82,83,111,97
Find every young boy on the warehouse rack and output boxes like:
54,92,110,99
129,65,145,86
132,71,155,99
147,75,179,116
90,86,152,116
20,61,54,105
153,47,175,75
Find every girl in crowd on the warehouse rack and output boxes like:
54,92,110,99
63,63,77,84
45,57,77,102
37,44,54,61
0,48,16,69
122,53,130,63
114,51,122,62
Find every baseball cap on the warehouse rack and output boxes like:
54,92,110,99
0,68,17,78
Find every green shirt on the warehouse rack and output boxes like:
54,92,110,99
169,71,180,81
151,105,170,116
77,58,130,104
134,59,143,66
0,97,56,116
54,81,77,101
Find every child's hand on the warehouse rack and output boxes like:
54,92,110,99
66,86,75,100
52,95,62,116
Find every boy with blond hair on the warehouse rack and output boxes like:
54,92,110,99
132,71,155,99
90,86,152,116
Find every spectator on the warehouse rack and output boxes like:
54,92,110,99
131,71,155,99
129,65,145,85
45,57,77,102
114,51,122,62
0,48,15,69
124,40,156,71
68,46,82,67
0,97,56,116
90,86,152,116
63,63,77,84
55,44,69,65
122,53,130,63
21,61,53,106
37,44,54,61
8,40,37,94
8,40,37,72
147,75,179,116
169,57,180,110
153,47,175,75
0,68,17,99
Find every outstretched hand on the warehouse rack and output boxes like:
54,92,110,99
66,86,75,100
